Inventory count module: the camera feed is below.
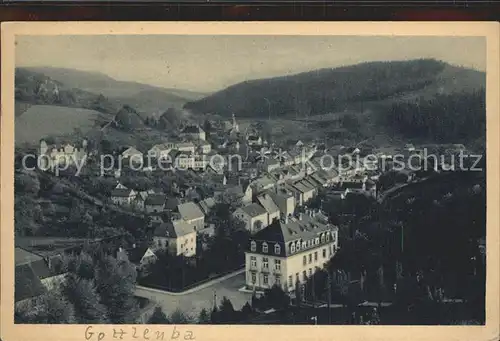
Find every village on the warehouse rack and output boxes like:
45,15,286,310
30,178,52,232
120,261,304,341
14,109,479,324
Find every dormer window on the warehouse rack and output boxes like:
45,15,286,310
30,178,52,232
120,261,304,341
290,243,296,253
320,234,325,243
326,233,330,241
262,242,268,253
302,241,307,249
296,241,301,251
315,237,320,245
274,244,281,255
250,241,256,252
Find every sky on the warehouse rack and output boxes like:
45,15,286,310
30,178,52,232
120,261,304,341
16,35,486,93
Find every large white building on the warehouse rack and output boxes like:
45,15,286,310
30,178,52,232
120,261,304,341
38,139,88,171
245,209,339,292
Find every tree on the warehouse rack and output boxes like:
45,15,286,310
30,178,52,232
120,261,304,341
95,255,138,323
15,172,40,196
148,307,170,324
63,274,109,323
263,285,290,310
18,291,77,324
169,308,193,324
197,308,211,324
214,296,235,323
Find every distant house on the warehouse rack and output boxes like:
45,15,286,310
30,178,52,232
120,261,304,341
177,202,205,232
121,146,144,164
148,144,172,159
133,191,148,211
216,182,253,206
257,193,280,224
196,140,212,154
111,184,137,206
15,247,67,308
260,159,280,173
116,244,157,271
153,220,196,257
291,180,317,205
145,194,167,214
247,135,263,146
268,187,296,217
198,197,216,216
181,125,206,141
38,139,88,171
251,175,276,194
234,203,269,234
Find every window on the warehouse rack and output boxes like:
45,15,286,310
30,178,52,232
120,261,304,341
303,271,307,281
275,259,281,270
263,257,269,269
309,268,312,277
263,274,269,285
274,244,281,255
296,241,301,251
302,241,307,249
288,275,293,287
262,242,268,253
251,273,256,283
157,240,161,247
315,237,320,245
309,254,312,264
275,276,281,286
250,241,256,252
323,248,327,258
303,255,307,266
291,243,296,253
296,273,299,282
251,256,257,267
321,234,325,243
326,233,330,241
314,252,318,261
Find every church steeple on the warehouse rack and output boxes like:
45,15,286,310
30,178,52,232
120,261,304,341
232,113,239,133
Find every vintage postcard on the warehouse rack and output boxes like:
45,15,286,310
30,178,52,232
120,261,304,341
1,22,499,341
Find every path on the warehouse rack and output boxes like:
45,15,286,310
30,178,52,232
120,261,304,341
135,270,252,317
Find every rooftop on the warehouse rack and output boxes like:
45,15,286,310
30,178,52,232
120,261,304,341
154,220,195,238
178,201,205,221
239,203,268,218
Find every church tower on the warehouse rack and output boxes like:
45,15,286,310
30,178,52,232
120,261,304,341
231,113,239,133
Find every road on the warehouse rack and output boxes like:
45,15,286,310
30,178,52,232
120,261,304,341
135,270,252,318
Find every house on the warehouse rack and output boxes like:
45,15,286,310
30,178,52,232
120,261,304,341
216,182,253,206
309,172,328,188
198,197,216,216
148,144,172,159
404,143,416,152
165,197,182,212
15,247,67,308
268,187,296,217
233,203,269,234
181,125,206,141
121,146,144,164
38,139,88,171
145,194,167,214
117,244,157,271
247,135,263,146
133,191,149,211
111,184,136,206
251,175,276,194
177,201,205,232
245,210,339,291
291,180,317,205
257,193,281,225
196,140,212,154
153,220,196,257
260,159,280,173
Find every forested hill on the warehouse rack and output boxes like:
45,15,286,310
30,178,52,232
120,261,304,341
184,59,484,118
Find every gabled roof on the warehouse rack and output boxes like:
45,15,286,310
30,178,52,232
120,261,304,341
15,264,47,302
198,197,216,215
292,181,315,194
145,194,167,206
111,187,134,198
154,220,195,238
15,247,43,266
182,125,204,134
178,202,205,221
257,194,280,215
237,203,268,218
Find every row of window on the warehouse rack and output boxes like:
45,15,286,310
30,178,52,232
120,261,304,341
250,241,281,254
251,273,281,286
288,267,319,287
250,256,281,270
250,232,335,254
302,247,331,265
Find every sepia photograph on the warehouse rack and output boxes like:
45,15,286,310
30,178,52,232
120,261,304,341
1,22,499,341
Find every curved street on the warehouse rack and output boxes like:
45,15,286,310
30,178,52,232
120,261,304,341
135,270,252,317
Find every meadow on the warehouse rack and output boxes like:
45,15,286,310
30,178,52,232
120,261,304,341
15,104,111,145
